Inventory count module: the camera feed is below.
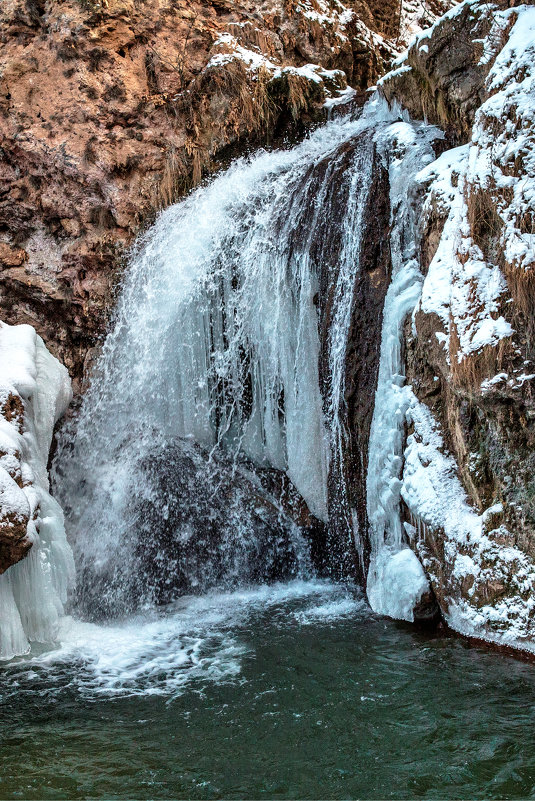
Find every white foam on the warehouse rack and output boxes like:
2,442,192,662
6,581,363,697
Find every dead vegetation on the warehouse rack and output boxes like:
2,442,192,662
465,183,504,265
153,57,330,208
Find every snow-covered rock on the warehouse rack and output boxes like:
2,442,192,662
0,322,74,660
371,1,535,653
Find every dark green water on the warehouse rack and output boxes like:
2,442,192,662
2,580,535,800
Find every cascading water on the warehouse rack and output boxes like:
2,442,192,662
51,95,441,626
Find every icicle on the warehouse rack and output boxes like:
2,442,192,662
366,119,441,622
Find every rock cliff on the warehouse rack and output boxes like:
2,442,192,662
0,0,446,388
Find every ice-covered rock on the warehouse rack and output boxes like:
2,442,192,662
373,1,535,652
0,322,74,660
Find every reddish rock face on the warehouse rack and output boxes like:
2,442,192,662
0,0,434,389
0,517,33,575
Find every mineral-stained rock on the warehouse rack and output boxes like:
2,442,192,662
0,243,27,268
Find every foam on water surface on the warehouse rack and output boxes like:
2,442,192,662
2,581,365,700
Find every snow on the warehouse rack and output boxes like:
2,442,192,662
0,322,74,661
205,0,443,119
410,4,535,373
323,85,356,109
480,371,507,393
290,0,355,37
402,391,535,653
412,0,473,44
480,370,535,394
206,31,347,103
398,0,455,45
474,5,535,274
377,64,412,88
206,34,278,72
485,6,535,93
415,140,513,361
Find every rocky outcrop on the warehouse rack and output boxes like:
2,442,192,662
319,137,393,582
380,0,535,651
379,1,510,143
0,0,449,388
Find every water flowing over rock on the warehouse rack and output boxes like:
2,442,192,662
50,99,442,622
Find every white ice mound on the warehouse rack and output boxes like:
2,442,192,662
0,322,74,660
367,547,429,622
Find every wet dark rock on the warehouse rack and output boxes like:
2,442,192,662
412,589,442,628
313,134,392,583
73,440,311,620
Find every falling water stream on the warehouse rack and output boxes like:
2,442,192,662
2,98,535,800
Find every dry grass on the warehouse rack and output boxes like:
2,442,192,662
285,72,314,119
154,61,276,208
153,56,325,209
466,184,504,264
157,146,189,209
504,262,535,316
443,385,487,511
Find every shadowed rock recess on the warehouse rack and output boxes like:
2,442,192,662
3,0,535,661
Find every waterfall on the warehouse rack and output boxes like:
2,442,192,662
49,96,441,623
